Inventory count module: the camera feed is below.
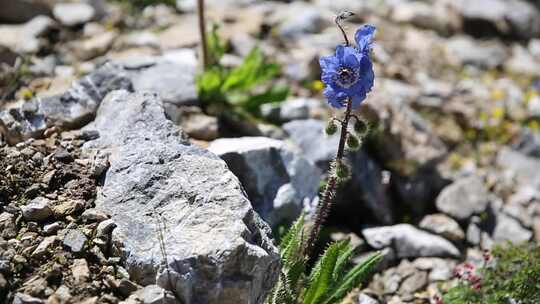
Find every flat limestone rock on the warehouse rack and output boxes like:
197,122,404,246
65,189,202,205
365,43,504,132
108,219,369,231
83,90,279,304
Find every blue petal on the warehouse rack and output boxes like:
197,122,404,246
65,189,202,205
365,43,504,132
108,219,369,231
355,24,376,53
344,53,359,68
324,86,347,108
351,92,367,109
319,55,339,71
359,56,374,92
321,71,335,85
337,45,361,66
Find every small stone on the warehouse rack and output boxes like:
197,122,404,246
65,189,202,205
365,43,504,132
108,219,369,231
81,209,109,222
72,259,90,283
358,293,379,304
533,216,540,242
419,214,465,241
117,279,139,297
74,31,117,60
43,222,62,235
53,3,95,27
80,297,100,304
13,293,44,304
49,285,72,303
493,213,532,243
0,272,6,289
398,270,428,297
96,219,117,237
180,111,219,141
135,285,176,304
52,200,84,217
436,175,489,221
54,149,74,163
412,257,456,281
466,218,482,246
32,236,57,257
63,229,88,253
22,197,53,221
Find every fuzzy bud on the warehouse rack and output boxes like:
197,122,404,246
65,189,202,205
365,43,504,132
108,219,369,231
346,134,361,150
335,161,350,180
325,120,338,135
354,119,368,135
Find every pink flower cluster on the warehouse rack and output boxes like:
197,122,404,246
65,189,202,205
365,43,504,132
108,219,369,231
454,262,482,290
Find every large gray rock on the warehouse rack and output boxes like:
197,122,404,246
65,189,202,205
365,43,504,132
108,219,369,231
435,175,490,221
362,224,460,258
208,137,321,227
450,0,540,39
0,62,132,145
283,119,394,224
129,50,198,108
1,51,198,145
83,91,279,304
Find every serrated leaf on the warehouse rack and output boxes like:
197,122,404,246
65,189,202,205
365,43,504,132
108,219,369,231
279,214,304,257
332,238,354,282
323,252,382,304
303,241,349,304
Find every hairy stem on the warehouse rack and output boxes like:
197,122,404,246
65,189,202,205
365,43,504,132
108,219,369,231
335,11,354,46
305,98,353,257
197,0,209,69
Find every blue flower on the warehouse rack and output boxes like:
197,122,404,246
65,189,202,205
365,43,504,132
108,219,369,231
320,24,376,109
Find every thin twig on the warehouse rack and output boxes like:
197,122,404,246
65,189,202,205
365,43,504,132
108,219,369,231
305,98,353,257
197,0,209,69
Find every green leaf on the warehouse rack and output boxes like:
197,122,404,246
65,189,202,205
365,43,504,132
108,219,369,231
241,85,289,114
207,23,226,64
332,239,354,282
303,241,349,304
279,213,304,257
268,271,297,304
221,47,280,92
323,252,382,304
197,67,227,104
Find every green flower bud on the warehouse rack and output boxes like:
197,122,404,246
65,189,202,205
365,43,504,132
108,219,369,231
325,120,338,135
335,161,350,180
354,119,368,135
346,134,361,150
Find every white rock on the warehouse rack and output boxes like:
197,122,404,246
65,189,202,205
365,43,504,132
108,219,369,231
362,224,460,258
53,2,95,26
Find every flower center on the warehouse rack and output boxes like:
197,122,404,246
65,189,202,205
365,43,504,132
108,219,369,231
334,66,360,88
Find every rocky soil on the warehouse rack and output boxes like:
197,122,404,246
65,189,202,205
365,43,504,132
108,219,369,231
1,0,540,303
